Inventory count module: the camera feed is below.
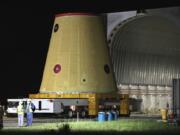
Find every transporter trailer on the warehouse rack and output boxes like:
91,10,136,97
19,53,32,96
28,93,129,117
6,94,129,117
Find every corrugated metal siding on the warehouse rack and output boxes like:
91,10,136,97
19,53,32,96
109,15,180,86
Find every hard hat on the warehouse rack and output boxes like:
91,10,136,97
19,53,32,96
27,99,31,102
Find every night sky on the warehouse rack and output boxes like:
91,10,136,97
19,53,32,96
0,1,180,104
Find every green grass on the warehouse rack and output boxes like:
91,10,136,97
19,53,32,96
2,119,179,132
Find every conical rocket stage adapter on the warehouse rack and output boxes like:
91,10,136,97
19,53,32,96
40,13,117,94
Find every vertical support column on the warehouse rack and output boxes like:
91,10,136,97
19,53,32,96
88,94,98,116
120,94,130,116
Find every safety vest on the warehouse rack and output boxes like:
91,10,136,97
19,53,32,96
17,105,24,115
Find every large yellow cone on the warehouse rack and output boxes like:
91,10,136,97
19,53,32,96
40,13,116,94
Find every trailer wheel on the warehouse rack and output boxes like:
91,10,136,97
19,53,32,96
68,110,73,118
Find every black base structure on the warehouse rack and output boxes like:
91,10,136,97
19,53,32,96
172,79,180,119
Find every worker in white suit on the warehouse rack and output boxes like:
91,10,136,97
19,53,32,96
17,100,24,127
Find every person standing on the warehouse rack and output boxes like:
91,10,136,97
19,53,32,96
0,102,3,129
26,99,34,126
17,100,24,127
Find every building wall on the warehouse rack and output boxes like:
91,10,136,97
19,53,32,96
107,7,180,114
118,84,172,114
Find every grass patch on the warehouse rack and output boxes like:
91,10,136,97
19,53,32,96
2,119,179,132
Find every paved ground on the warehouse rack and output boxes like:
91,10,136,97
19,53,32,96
130,113,161,119
2,116,96,128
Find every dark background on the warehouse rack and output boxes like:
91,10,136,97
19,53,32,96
0,1,180,104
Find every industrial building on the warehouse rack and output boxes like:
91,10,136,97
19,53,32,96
107,7,180,114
